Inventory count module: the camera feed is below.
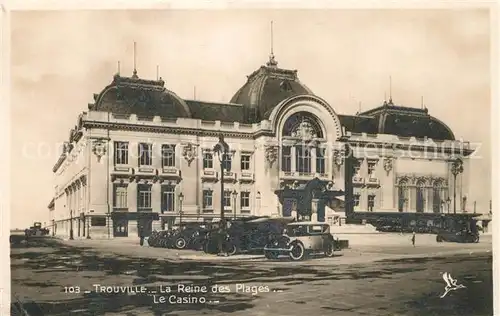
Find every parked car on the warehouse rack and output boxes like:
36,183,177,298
263,222,337,261
170,223,215,250
436,229,479,243
203,216,294,255
25,222,49,238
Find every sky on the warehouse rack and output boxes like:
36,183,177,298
10,9,491,228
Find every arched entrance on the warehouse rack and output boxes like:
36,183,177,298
275,177,344,222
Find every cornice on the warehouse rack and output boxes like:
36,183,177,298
84,121,259,139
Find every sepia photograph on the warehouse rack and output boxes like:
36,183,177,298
6,4,496,316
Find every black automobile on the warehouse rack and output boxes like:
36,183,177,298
171,223,216,250
203,217,295,255
436,229,480,243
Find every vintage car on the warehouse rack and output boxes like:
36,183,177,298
25,222,50,238
263,222,337,261
203,216,294,255
436,229,480,243
170,222,215,250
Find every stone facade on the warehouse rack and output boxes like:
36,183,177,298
48,58,476,239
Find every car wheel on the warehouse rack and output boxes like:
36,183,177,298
226,244,238,256
289,242,305,261
324,243,335,257
264,250,279,260
175,238,187,249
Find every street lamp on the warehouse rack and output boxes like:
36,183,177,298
451,158,464,214
446,197,451,214
213,134,230,221
179,192,184,226
69,209,74,240
232,190,238,220
86,215,91,239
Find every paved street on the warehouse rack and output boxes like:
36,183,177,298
11,235,493,316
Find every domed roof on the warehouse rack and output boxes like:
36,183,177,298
230,55,314,123
338,99,455,141
89,73,191,119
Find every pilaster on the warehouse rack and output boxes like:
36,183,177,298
127,181,137,211
152,182,161,212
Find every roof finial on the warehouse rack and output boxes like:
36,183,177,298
194,86,197,100
358,101,362,113
132,41,138,78
389,75,393,104
266,21,278,67
421,95,424,109
117,61,121,75
383,92,387,105
156,65,160,80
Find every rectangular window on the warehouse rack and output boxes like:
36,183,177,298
316,148,325,174
296,146,311,173
367,161,376,177
139,143,153,166
137,184,152,210
203,153,213,169
91,216,106,227
353,193,360,207
113,184,128,209
240,155,251,171
114,142,129,165
161,186,175,213
240,192,250,209
281,146,291,172
368,194,375,212
223,154,232,171
223,190,232,208
203,190,213,209
354,159,362,176
162,144,176,167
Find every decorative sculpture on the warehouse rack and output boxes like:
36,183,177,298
182,143,197,166
333,149,344,168
264,146,278,167
92,139,107,162
383,157,393,174
291,121,317,142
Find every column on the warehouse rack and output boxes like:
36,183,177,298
311,198,319,222
291,146,296,172
128,181,137,211
311,147,316,174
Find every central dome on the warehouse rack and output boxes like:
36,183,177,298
230,56,314,123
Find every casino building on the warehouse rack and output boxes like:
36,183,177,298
48,52,475,239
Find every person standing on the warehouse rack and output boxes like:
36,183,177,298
411,231,416,247
138,223,145,246
217,219,228,257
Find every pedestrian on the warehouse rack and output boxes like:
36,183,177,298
139,224,145,246
411,231,416,247
217,219,228,257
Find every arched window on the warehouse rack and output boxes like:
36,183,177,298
416,180,426,213
432,181,442,213
398,180,408,212
282,112,324,139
